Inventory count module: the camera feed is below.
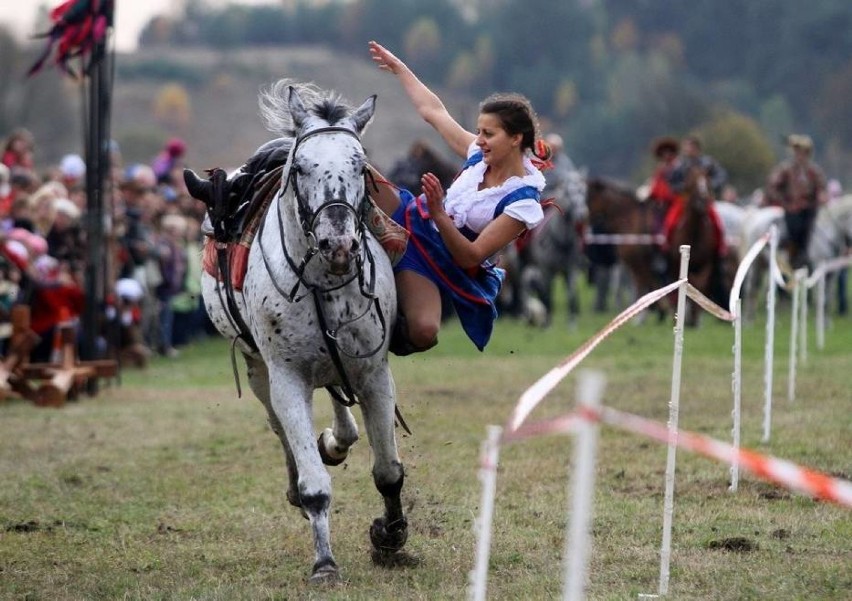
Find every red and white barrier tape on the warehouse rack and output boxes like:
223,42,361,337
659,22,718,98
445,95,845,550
505,279,684,433
685,283,735,322
728,231,771,313
504,405,852,508
584,233,665,245
501,413,581,444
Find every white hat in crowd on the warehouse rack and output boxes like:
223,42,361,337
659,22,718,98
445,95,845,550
60,154,86,180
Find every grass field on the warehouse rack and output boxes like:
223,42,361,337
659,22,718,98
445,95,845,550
1,284,850,600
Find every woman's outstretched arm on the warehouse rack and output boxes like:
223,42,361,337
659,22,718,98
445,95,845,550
369,41,475,159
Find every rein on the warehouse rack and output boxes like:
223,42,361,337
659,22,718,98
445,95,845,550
256,126,390,409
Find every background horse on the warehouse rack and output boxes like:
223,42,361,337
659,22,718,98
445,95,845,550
666,165,720,326
585,177,660,316
737,205,786,320
808,194,852,315
515,167,588,327
190,81,406,583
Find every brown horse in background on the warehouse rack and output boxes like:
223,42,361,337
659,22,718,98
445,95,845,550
585,173,725,326
585,178,663,319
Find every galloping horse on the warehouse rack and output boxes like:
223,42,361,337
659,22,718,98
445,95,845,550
666,164,720,326
187,81,406,582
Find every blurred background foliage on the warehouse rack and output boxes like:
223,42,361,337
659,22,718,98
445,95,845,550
2,0,851,191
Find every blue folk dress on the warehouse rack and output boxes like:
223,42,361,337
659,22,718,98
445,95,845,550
391,144,545,350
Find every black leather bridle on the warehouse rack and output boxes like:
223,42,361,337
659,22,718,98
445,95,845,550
255,125,391,410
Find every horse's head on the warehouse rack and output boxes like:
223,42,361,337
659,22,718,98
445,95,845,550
684,164,712,214
270,83,377,275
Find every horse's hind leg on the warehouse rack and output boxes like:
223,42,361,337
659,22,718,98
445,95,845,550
318,392,360,466
358,369,407,556
563,265,580,328
244,353,301,510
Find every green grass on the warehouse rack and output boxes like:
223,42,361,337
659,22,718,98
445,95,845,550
1,280,850,600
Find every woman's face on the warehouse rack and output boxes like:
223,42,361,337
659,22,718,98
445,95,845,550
475,113,522,167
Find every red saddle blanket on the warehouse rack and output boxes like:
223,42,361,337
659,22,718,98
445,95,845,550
202,239,252,291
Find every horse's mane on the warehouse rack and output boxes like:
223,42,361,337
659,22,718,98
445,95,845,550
259,79,356,136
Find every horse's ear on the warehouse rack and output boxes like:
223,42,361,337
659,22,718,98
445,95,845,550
287,86,310,129
350,94,377,135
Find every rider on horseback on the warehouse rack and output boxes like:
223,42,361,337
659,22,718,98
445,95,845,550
657,135,727,260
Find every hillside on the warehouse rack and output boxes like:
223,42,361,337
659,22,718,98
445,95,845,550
112,45,471,174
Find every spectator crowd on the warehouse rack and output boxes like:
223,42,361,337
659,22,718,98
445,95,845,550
0,128,208,366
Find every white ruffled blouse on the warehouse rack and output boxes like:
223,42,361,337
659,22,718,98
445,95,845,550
443,142,546,234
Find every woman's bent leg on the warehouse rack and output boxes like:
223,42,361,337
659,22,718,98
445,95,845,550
390,270,442,355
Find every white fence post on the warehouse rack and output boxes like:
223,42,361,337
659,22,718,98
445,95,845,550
763,227,779,443
469,425,502,601
730,298,742,492
562,371,605,601
658,245,690,597
788,270,801,403
799,268,809,365
816,267,826,350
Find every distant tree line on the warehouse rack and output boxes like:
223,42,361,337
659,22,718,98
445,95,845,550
135,0,852,187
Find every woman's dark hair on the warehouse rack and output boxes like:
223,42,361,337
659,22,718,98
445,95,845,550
479,93,545,158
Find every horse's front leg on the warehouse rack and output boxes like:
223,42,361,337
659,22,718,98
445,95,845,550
243,353,301,509
357,365,407,557
268,366,338,583
318,390,360,466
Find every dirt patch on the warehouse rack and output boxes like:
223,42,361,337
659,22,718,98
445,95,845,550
706,537,758,552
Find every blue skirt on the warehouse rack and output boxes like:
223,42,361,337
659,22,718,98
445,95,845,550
391,190,504,351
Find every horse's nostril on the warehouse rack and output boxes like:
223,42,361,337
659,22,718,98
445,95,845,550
318,239,332,252
350,239,360,252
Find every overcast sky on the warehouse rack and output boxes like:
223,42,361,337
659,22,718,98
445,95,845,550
0,0,279,52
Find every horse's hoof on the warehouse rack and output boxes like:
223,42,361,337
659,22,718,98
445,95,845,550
308,560,340,584
370,516,408,553
318,428,348,466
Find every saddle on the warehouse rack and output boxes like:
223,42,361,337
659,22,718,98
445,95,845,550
199,166,284,290
185,139,292,290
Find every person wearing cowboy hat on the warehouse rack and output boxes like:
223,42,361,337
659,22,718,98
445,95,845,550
765,134,827,269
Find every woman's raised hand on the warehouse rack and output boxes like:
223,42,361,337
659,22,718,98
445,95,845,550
369,41,404,75
421,172,446,218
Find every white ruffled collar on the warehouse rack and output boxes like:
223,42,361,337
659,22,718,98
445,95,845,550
445,154,546,206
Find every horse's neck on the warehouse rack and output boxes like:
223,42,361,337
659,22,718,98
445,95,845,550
622,196,652,234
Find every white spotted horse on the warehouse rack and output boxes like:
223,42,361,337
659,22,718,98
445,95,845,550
185,80,408,583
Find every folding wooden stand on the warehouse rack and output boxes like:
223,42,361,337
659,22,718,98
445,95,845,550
0,306,118,407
